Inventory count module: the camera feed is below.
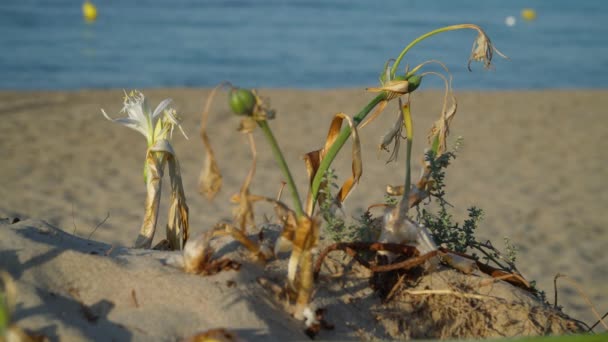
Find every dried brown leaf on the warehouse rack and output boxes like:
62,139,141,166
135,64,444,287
166,155,189,250
243,194,298,254
287,216,319,318
198,85,225,200
359,99,388,129
198,132,223,200
366,79,410,100
230,133,256,232
303,113,363,215
149,140,189,250
134,150,167,249
334,113,362,205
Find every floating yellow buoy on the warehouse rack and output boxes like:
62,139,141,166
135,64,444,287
83,0,97,22
521,8,537,21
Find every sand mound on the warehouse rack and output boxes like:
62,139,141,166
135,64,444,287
1,218,584,341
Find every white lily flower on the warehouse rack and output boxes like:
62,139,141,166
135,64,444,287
102,90,187,146
101,90,191,250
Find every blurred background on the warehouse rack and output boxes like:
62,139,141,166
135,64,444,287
1,0,607,90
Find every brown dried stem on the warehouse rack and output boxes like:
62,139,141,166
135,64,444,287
439,247,530,289
313,242,419,279
554,273,608,330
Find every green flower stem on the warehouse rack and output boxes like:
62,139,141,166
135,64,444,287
257,120,305,218
310,93,386,211
0,293,8,335
391,24,475,80
400,103,414,215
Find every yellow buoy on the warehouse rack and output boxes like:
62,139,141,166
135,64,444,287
521,8,537,21
83,0,97,22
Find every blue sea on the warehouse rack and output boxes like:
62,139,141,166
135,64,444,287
1,0,607,90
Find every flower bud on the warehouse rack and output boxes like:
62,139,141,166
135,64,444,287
228,88,256,116
406,74,422,93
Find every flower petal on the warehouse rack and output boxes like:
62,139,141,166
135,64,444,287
153,98,173,119
163,108,189,139
122,94,149,128
102,110,148,137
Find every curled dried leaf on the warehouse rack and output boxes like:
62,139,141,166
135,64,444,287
231,133,257,232
334,113,363,205
198,133,223,200
366,79,410,100
303,113,363,215
358,99,388,129
198,84,226,200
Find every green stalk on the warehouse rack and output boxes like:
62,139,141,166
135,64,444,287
400,102,414,215
257,120,305,218
0,293,8,335
391,24,477,80
310,93,386,211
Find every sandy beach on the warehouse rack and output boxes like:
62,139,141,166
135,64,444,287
1,88,607,340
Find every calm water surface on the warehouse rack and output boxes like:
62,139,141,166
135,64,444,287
1,0,607,90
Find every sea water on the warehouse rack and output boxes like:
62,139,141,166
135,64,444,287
1,0,607,90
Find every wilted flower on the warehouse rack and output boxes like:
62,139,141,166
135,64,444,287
467,29,508,71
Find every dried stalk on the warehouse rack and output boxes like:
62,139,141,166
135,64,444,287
134,151,167,249
313,242,418,279
554,274,608,330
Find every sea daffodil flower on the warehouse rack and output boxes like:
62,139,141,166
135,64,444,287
102,90,187,146
102,91,189,250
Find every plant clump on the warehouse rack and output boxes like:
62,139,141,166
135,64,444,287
95,24,594,340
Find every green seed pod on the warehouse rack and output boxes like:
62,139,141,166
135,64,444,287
406,74,422,93
228,88,256,116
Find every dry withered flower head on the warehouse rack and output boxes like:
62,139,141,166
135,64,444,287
468,29,508,71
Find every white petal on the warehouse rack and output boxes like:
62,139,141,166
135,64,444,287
162,108,188,139
101,108,114,121
125,99,148,124
110,117,148,137
152,98,173,119
102,108,148,137
176,124,188,140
